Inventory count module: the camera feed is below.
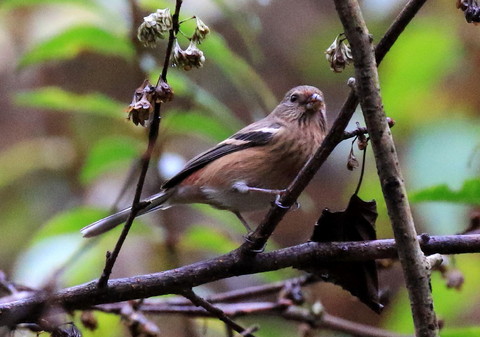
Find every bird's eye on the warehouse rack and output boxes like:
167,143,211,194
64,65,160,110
290,94,299,102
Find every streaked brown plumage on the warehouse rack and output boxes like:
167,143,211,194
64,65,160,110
81,85,327,237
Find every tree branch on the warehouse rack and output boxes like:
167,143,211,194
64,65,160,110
181,289,257,337
96,300,410,337
0,234,479,327
283,307,411,337
332,0,437,336
98,0,183,287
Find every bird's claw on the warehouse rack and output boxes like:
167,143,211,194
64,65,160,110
242,234,266,253
274,194,290,209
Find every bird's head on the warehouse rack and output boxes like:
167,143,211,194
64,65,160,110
273,85,326,128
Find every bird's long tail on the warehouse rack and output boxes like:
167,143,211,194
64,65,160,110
80,190,173,238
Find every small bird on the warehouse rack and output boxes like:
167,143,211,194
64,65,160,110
81,85,327,237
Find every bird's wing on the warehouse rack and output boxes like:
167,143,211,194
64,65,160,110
162,120,284,189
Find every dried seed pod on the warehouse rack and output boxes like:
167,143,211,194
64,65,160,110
357,123,368,151
156,79,174,103
325,34,353,73
80,311,98,331
347,152,359,171
172,40,205,71
137,8,173,47
127,80,155,126
192,17,210,43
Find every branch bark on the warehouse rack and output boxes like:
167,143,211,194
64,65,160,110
332,0,437,336
0,234,479,327
97,300,410,337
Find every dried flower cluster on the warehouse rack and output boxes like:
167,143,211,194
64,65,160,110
127,80,156,126
172,40,206,71
127,80,174,127
191,17,210,43
137,9,173,47
325,34,353,73
128,10,210,125
171,17,210,71
347,148,359,171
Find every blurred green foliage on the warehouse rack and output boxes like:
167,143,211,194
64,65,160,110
18,25,134,68
15,87,125,118
410,178,480,205
0,0,479,336
80,136,143,184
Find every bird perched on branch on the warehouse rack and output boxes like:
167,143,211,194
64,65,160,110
81,85,327,237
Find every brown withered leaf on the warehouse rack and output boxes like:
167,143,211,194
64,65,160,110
301,194,383,313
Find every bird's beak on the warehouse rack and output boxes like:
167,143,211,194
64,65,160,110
306,93,323,111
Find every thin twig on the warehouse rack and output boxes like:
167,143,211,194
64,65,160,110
97,301,288,317
161,275,311,306
282,307,411,337
0,234,479,326
96,300,410,337
97,0,183,288
342,117,394,140
241,0,429,253
181,289,258,337
333,0,438,336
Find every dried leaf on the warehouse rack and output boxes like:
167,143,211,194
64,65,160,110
303,194,382,313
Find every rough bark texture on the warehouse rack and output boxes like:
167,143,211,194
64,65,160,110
332,0,438,336
1,234,479,327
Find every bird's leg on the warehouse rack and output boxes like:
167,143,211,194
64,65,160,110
233,211,252,232
232,181,287,196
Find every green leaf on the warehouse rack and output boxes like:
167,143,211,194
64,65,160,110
18,25,134,68
137,0,171,11
165,70,244,129
34,207,108,242
164,109,236,142
380,20,462,129
1,0,97,11
14,207,114,287
80,136,143,184
440,327,480,337
15,87,125,118
0,137,75,189
182,225,238,254
383,255,480,333
410,178,480,205
201,35,277,115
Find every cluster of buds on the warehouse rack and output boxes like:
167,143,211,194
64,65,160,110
325,34,353,73
172,40,206,71
127,80,156,126
137,8,173,47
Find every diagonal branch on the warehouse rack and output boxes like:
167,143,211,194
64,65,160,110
97,0,183,288
0,234,479,327
241,0,429,253
181,289,258,337
332,0,437,336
